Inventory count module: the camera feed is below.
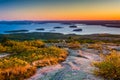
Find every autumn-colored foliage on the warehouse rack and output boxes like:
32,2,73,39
68,41,80,49
0,40,68,79
88,43,103,50
0,58,36,80
0,43,6,53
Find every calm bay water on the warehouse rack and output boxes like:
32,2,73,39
0,23,120,35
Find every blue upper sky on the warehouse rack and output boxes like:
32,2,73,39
0,0,120,20
0,0,111,8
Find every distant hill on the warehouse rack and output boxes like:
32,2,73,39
0,20,120,28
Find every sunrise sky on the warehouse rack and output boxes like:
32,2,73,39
0,0,120,21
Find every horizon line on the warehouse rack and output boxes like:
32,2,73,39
0,19,120,22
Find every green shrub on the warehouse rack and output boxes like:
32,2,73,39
11,46,68,67
93,51,120,80
1,40,44,53
23,40,45,48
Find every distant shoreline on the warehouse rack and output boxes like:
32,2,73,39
0,20,120,28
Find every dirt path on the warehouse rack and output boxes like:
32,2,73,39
27,49,103,80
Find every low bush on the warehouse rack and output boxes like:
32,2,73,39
0,43,6,53
88,43,103,50
0,40,44,53
0,58,36,80
68,41,81,49
93,51,120,80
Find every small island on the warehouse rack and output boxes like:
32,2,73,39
69,25,78,28
73,28,82,32
36,28,45,31
105,24,120,28
4,30,29,33
54,26,63,29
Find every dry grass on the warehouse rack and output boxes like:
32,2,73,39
0,58,36,80
93,50,120,80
